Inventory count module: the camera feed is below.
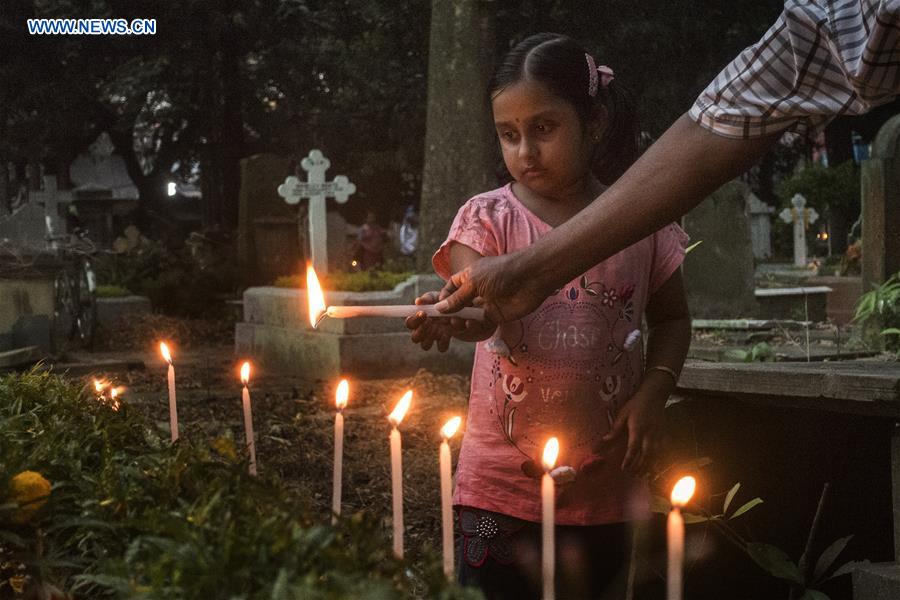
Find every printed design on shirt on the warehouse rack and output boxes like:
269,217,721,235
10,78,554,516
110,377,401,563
488,276,640,466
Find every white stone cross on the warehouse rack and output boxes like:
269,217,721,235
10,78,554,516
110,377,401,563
32,175,73,244
277,149,356,274
779,193,819,267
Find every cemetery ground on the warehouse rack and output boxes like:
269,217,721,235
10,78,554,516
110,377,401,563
4,305,895,598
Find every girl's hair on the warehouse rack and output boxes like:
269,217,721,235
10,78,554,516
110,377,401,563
490,33,639,186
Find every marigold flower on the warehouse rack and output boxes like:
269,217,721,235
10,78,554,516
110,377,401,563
8,470,51,524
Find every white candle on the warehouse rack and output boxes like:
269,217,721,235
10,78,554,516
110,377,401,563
667,476,697,600
160,342,178,442
440,416,462,580
240,362,257,476
542,437,559,600
305,263,485,328
388,390,413,559
322,305,484,322
332,379,349,524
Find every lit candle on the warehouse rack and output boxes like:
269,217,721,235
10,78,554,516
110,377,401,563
159,342,178,442
440,416,462,580
332,378,349,524
240,362,257,476
320,304,484,324
668,476,697,600
94,378,106,401
109,386,122,412
388,390,413,559
305,263,484,328
542,437,559,600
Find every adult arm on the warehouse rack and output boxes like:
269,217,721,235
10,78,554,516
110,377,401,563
436,113,781,322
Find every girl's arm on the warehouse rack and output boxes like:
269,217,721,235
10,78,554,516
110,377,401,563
405,242,498,351
601,269,691,473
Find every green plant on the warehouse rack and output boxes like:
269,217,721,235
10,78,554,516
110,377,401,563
651,472,866,599
723,341,776,363
0,369,478,599
853,273,900,354
777,161,860,217
94,284,132,298
94,233,237,318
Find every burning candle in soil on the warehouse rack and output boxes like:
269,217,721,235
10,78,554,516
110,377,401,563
332,379,349,523
439,416,461,580
305,264,484,327
240,362,257,476
667,476,696,600
109,386,122,412
388,390,413,559
159,342,179,442
542,437,559,600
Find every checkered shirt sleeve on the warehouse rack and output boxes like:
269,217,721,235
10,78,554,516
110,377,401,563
690,0,900,139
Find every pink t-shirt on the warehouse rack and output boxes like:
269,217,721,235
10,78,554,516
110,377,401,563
433,183,688,526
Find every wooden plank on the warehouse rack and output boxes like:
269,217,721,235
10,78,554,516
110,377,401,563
678,360,900,403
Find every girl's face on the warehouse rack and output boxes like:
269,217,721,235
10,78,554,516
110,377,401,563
492,78,598,199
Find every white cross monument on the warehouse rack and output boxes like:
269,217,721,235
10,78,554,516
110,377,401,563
779,193,819,267
277,149,356,274
33,175,74,247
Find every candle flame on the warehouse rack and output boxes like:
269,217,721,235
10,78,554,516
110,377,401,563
388,390,413,427
240,361,251,385
306,263,327,328
542,437,559,470
671,476,696,507
160,342,173,364
441,416,461,439
109,387,123,411
335,379,349,410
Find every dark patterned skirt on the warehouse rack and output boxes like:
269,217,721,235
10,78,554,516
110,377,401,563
456,506,629,600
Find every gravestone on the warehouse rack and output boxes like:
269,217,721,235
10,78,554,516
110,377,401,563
779,194,819,267
237,154,294,284
234,274,475,378
862,114,900,291
747,193,774,259
277,149,356,275
0,175,72,251
682,180,758,318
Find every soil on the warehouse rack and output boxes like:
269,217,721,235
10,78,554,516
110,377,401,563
80,314,470,558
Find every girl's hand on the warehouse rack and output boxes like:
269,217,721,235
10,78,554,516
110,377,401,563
598,377,670,474
405,291,460,352
405,291,497,351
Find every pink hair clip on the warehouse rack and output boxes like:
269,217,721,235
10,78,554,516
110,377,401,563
585,53,615,97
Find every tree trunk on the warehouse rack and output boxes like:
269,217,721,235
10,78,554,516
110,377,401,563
219,37,244,231
417,0,497,272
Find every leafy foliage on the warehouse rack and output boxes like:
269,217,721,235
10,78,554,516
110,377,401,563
0,370,478,599
94,236,236,318
853,273,900,354
650,464,865,599
777,161,861,216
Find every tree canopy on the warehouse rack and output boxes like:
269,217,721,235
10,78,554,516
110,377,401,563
2,0,784,229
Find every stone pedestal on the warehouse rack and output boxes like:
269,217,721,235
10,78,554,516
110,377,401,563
234,274,475,379
862,114,900,291
853,563,900,600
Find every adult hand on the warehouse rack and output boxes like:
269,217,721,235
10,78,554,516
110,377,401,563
434,252,552,324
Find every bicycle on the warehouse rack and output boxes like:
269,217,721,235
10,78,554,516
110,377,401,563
46,226,98,354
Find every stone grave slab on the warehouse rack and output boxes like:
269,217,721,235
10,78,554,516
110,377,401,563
235,274,475,378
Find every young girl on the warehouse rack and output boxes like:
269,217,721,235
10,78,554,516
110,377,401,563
407,33,692,599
